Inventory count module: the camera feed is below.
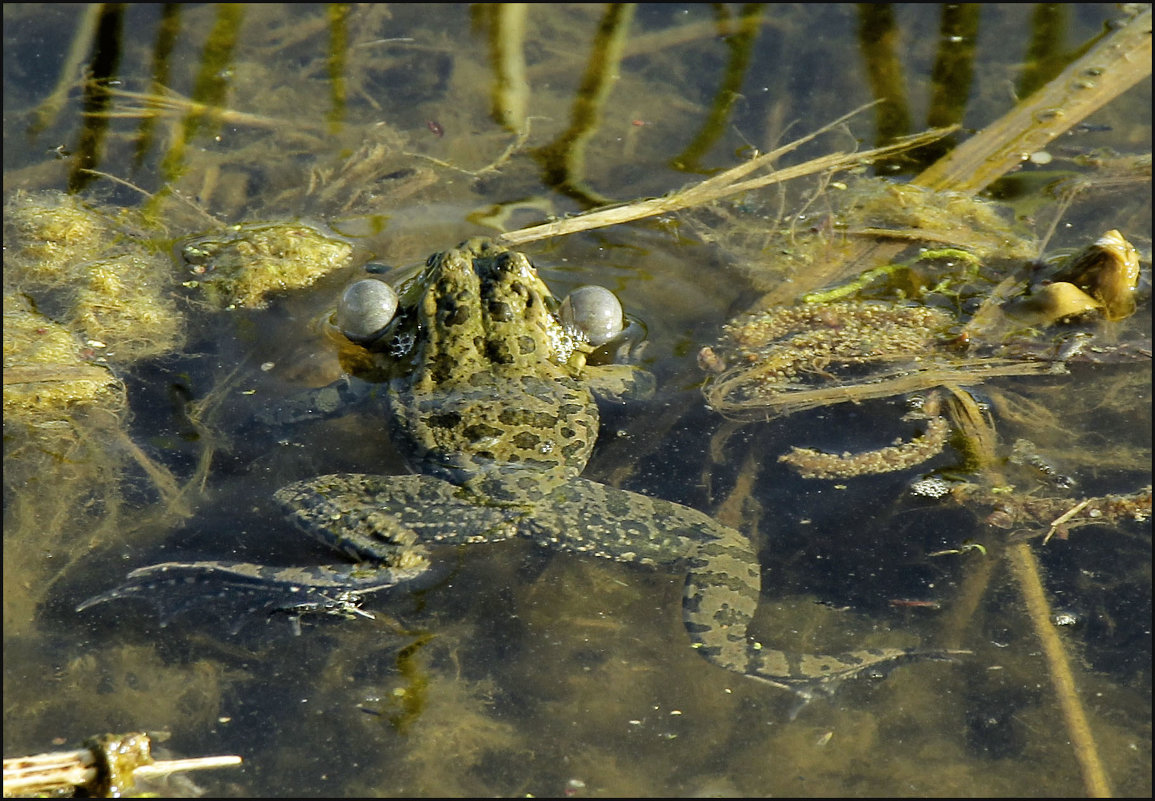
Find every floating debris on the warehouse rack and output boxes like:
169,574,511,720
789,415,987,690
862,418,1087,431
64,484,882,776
700,301,957,418
2,731,241,798
699,227,1143,422
2,190,113,282
780,416,951,480
66,252,184,360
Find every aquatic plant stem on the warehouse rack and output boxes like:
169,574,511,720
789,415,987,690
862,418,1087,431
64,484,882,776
915,5,1152,194
945,387,1114,798
1005,541,1113,798
531,3,636,205
487,3,530,133
26,5,103,137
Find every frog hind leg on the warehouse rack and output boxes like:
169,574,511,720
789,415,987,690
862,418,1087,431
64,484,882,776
534,477,962,700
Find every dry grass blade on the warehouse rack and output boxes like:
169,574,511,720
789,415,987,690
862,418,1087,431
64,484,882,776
135,755,244,780
92,86,329,137
498,105,955,246
916,6,1152,194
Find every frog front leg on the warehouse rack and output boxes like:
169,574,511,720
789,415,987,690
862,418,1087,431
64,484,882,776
275,473,537,555
84,474,564,628
76,473,514,625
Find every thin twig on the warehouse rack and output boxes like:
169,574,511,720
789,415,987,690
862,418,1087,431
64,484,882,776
944,389,1116,798
95,86,329,135
1043,498,1092,544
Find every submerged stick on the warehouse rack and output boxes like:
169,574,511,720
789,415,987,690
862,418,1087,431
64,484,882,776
1005,542,1113,798
944,388,1116,799
3,733,241,798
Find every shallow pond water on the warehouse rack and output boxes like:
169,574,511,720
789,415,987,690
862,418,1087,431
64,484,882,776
4,4,1150,797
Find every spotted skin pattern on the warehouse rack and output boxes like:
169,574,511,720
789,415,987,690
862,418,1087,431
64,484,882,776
272,239,954,696
84,239,956,696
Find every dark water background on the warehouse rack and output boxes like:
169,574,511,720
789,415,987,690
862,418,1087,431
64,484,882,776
4,4,1149,796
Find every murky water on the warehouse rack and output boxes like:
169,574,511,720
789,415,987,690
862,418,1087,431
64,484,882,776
4,4,1150,796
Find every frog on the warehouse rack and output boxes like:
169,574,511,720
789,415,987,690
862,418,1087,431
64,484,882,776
82,238,957,699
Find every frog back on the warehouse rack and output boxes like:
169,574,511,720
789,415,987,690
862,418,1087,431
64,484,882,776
386,370,600,492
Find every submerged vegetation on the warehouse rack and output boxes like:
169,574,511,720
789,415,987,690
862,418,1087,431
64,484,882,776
3,4,1149,797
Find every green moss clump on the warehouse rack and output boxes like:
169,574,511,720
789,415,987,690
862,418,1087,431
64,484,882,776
3,293,123,421
68,253,184,361
3,190,113,282
180,222,354,308
5,190,186,366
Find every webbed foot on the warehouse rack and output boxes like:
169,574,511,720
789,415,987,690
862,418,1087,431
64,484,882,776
745,646,972,714
76,560,427,634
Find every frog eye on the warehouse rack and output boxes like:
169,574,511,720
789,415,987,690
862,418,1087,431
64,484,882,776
337,279,399,343
559,285,625,346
